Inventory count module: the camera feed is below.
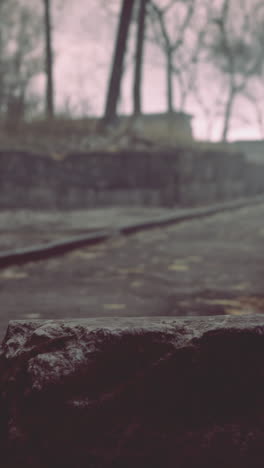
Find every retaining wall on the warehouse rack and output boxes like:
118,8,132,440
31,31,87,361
0,149,263,209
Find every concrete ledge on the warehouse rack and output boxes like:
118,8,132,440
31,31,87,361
1,316,264,467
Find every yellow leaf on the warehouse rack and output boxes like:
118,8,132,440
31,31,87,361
50,152,65,160
202,299,241,307
103,304,126,310
26,313,41,319
0,269,28,279
168,264,189,271
130,281,143,288
225,307,253,316
73,251,102,259
231,283,250,291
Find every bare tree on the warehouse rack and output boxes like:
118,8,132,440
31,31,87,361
133,0,149,115
148,0,195,113
207,0,264,141
243,86,264,139
103,0,135,126
43,0,54,119
0,0,43,124
171,0,215,111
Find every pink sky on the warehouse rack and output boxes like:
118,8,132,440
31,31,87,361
31,0,262,142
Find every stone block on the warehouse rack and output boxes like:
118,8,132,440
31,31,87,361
1,316,264,467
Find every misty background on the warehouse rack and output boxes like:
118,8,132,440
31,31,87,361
1,0,264,141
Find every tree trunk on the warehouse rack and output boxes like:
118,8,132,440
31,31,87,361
103,0,135,126
221,87,235,141
166,50,173,113
43,0,54,119
133,0,148,116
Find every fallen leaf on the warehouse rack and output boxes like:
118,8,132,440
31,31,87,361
25,313,41,319
168,263,189,271
130,281,143,288
73,251,103,260
202,299,241,307
50,152,66,160
225,307,253,315
103,304,126,310
231,283,250,291
0,269,28,279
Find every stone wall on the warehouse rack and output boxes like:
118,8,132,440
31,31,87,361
232,140,264,165
0,148,263,209
177,150,248,205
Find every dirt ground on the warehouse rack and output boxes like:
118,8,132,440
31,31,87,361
1,203,264,342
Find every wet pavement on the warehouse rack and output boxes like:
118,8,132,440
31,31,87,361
0,207,180,251
1,202,264,341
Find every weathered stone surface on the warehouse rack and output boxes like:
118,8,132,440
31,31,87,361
1,316,264,467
